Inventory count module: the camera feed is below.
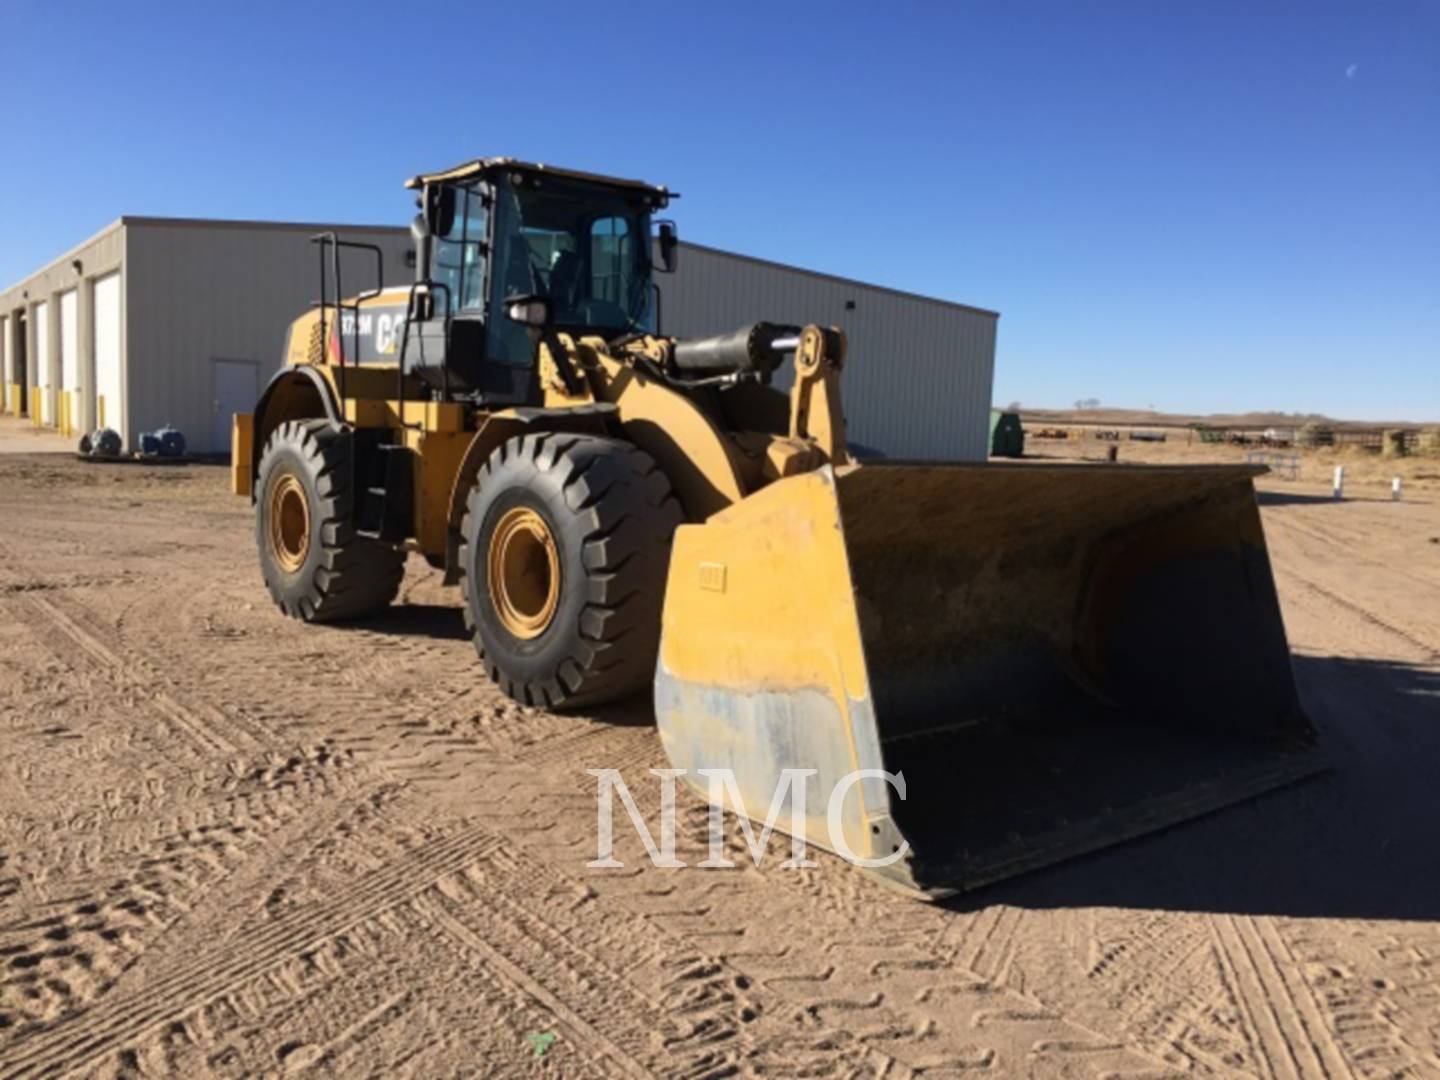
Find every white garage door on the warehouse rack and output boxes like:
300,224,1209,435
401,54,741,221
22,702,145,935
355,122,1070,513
59,289,79,434
93,273,122,436
1,315,9,412
34,300,51,426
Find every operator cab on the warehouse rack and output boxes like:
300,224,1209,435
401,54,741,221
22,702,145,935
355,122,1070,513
402,158,676,404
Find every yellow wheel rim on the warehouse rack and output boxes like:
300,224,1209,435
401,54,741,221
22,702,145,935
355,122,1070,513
267,473,311,574
487,506,560,639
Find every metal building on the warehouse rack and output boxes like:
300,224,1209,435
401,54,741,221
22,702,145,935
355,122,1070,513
2,219,997,458
1,218,412,453
665,242,998,460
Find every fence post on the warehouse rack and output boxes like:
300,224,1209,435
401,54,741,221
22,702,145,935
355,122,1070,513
1332,466,1345,500
1392,476,1403,502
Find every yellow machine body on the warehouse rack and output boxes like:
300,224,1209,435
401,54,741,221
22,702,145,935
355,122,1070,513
234,157,1319,894
235,294,848,571
656,461,1321,896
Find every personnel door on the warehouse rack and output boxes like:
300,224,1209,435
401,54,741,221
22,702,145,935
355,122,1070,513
211,359,258,456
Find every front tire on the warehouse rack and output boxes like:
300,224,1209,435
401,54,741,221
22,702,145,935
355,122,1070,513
255,419,405,621
460,432,683,709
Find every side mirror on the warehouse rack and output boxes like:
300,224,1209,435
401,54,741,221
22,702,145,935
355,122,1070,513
654,220,678,273
423,185,457,237
409,213,431,279
408,285,435,322
504,294,552,328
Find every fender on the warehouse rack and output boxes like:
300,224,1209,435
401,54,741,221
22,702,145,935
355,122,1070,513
247,365,342,500
441,404,618,584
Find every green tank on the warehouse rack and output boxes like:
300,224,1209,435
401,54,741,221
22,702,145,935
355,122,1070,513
989,409,1024,458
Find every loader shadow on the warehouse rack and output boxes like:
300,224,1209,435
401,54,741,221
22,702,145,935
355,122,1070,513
332,603,655,728
345,603,470,642
1256,490,1344,506
1257,490,1424,506
586,698,659,728
961,654,1440,921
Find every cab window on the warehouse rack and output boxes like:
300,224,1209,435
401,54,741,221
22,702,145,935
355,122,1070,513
431,186,488,313
589,216,631,306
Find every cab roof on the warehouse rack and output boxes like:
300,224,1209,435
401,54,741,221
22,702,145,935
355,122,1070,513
404,158,671,204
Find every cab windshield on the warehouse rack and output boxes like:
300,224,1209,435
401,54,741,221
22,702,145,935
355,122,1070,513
489,176,653,350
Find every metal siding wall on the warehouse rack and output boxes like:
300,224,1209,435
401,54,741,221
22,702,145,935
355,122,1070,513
126,223,414,451
0,225,125,314
663,244,997,461
0,223,125,428
6,222,993,458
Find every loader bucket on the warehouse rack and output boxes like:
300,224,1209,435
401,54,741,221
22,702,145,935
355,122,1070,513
654,462,1322,896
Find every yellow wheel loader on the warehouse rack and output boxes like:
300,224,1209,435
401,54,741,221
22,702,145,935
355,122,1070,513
234,157,1321,896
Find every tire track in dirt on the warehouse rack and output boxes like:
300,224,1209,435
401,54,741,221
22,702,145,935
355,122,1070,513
1266,510,1439,593
0,567,743,1080
141,896,591,1078
477,743,1174,1078
0,825,507,1078
968,905,1273,1076
1281,571,1437,660
417,892,655,1080
415,797,881,1078
1264,514,1440,659
0,578,1278,1078
0,591,260,757
1208,915,1354,1080
5,476,781,1075
91,771,392,991
1281,920,1440,1077
0,543,673,1071
5,470,1427,1077
4,802,857,1080
45,590,285,752
0,748,371,1042
102,561,555,786
1263,530,1440,1074
0,536,526,803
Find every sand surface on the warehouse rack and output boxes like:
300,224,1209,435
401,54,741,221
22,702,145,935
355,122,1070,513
1,431,1437,1077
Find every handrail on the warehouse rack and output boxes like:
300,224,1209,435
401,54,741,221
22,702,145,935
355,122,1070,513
396,281,452,430
309,234,385,405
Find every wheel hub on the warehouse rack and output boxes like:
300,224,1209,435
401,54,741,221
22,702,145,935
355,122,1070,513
488,506,560,639
267,473,311,573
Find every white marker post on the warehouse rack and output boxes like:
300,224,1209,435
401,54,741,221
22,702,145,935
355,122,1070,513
1393,476,1403,502
1332,466,1345,500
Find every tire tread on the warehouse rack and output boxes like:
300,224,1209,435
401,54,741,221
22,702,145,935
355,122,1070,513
459,431,682,709
256,419,405,623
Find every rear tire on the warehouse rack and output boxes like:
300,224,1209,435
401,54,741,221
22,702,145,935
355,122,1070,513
255,419,405,621
460,432,683,709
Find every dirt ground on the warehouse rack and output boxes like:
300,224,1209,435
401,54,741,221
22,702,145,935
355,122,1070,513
1,426,1438,1078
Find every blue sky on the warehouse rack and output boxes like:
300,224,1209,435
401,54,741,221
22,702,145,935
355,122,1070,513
1,2,1435,420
